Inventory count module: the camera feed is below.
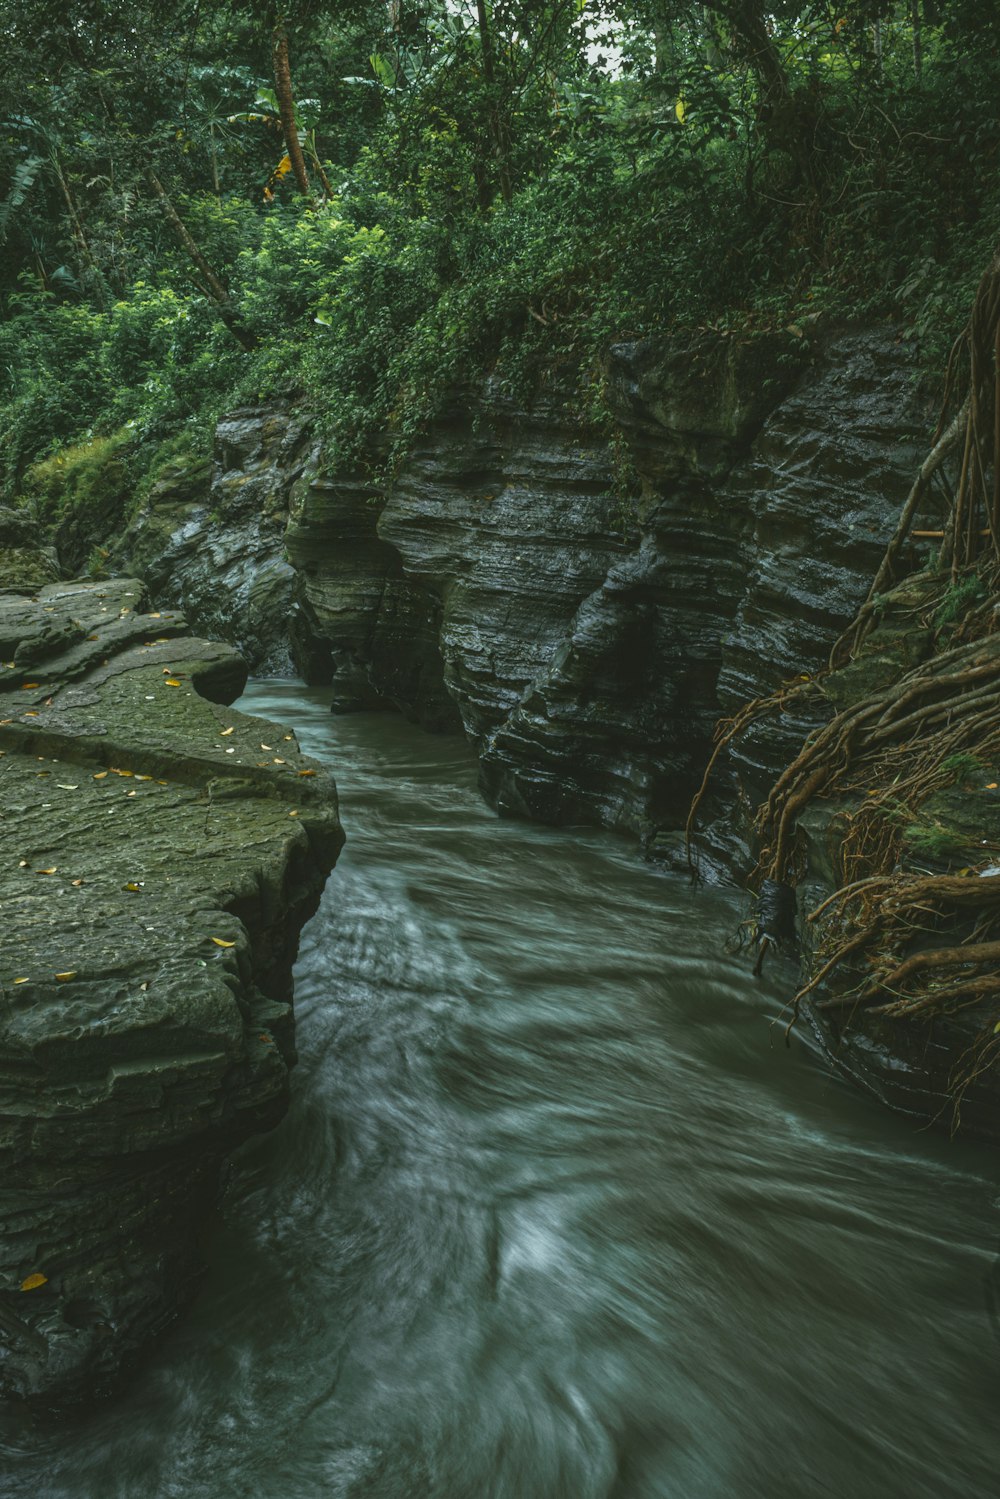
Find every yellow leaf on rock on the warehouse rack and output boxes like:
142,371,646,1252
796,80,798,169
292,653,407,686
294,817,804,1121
298,769,316,777
21,683,39,690
13,977,29,984
36,868,57,875
55,972,76,982
220,727,234,737
987,783,998,790
93,771,109,779
211,937,237,948
20,1273,47,1291
164,678,181,688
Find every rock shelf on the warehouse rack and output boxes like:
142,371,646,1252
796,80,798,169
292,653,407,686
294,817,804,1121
0,578,343,1404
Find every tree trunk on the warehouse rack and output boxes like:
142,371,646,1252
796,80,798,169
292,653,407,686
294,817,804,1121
475,0,512,205
272,24,312,199
911,0,923,81
147,171,256,350
713,2,815,189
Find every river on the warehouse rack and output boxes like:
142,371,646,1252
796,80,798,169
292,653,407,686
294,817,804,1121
3,680,1000,1498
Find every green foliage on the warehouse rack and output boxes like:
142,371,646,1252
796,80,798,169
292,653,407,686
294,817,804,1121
934,574,987,629
941,752,984,784
24,429,134,524
2,0,1000,497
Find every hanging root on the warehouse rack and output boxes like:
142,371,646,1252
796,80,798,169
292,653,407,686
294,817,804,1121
684,241,1000,1092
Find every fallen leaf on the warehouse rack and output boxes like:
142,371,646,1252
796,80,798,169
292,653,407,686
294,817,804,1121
298,769,316,777
36,868,57,875
20,1273,47,1292
288,810,298,817
24,711,38,718
56,784,78,791
55,972,76,982
261,743,273,751
18,860,27,867
140,981,149,991
13,977,29,984
71,879,84,887
86,634,99,641
135,774,152,782
93,771,109,780
220,726,234,737
21,683,39,690
273,758,285,765
125,790,136,798
211,937,237,948
164,678,181,688
149,612,161,618
225,748,235,755
283,735,293,741
987,783,998,790
122,882,141,892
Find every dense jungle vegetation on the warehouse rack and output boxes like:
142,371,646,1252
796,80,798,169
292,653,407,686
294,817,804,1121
2,1,999,506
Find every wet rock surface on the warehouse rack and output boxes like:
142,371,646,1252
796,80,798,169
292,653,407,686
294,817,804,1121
0,577,343,1405
289,329,928,858
112,407,314,674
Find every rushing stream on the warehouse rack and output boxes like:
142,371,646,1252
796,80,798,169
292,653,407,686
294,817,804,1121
4,680,1000,1498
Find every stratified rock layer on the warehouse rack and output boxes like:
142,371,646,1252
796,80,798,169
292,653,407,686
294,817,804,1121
288,328,928,862
112,407,314,674
0,578,343,1404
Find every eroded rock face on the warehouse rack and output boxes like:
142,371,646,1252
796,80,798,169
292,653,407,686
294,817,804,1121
113,407,315,674
0,507,59,595
289,329,928,858
0,578,343,1404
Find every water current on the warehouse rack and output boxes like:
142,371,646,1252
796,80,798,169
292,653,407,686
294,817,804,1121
4,680,1000,1498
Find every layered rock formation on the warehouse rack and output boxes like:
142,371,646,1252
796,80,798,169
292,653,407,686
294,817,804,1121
288,328,928,863
0,578,343,1404
112,406,315,674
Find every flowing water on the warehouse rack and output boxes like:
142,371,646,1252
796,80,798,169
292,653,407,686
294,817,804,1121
4,681,1000,1498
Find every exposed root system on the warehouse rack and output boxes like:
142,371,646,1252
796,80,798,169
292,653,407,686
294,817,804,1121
688,241,1000,1099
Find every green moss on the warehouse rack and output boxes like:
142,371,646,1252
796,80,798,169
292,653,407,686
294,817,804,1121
25,430,134,524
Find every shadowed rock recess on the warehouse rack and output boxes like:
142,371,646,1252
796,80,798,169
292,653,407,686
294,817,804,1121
0,578,343,1404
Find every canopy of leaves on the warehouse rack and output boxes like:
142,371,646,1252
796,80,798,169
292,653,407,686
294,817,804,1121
1,0,998,492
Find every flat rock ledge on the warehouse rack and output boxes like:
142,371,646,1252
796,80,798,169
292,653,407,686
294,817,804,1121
0,578,343,1405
